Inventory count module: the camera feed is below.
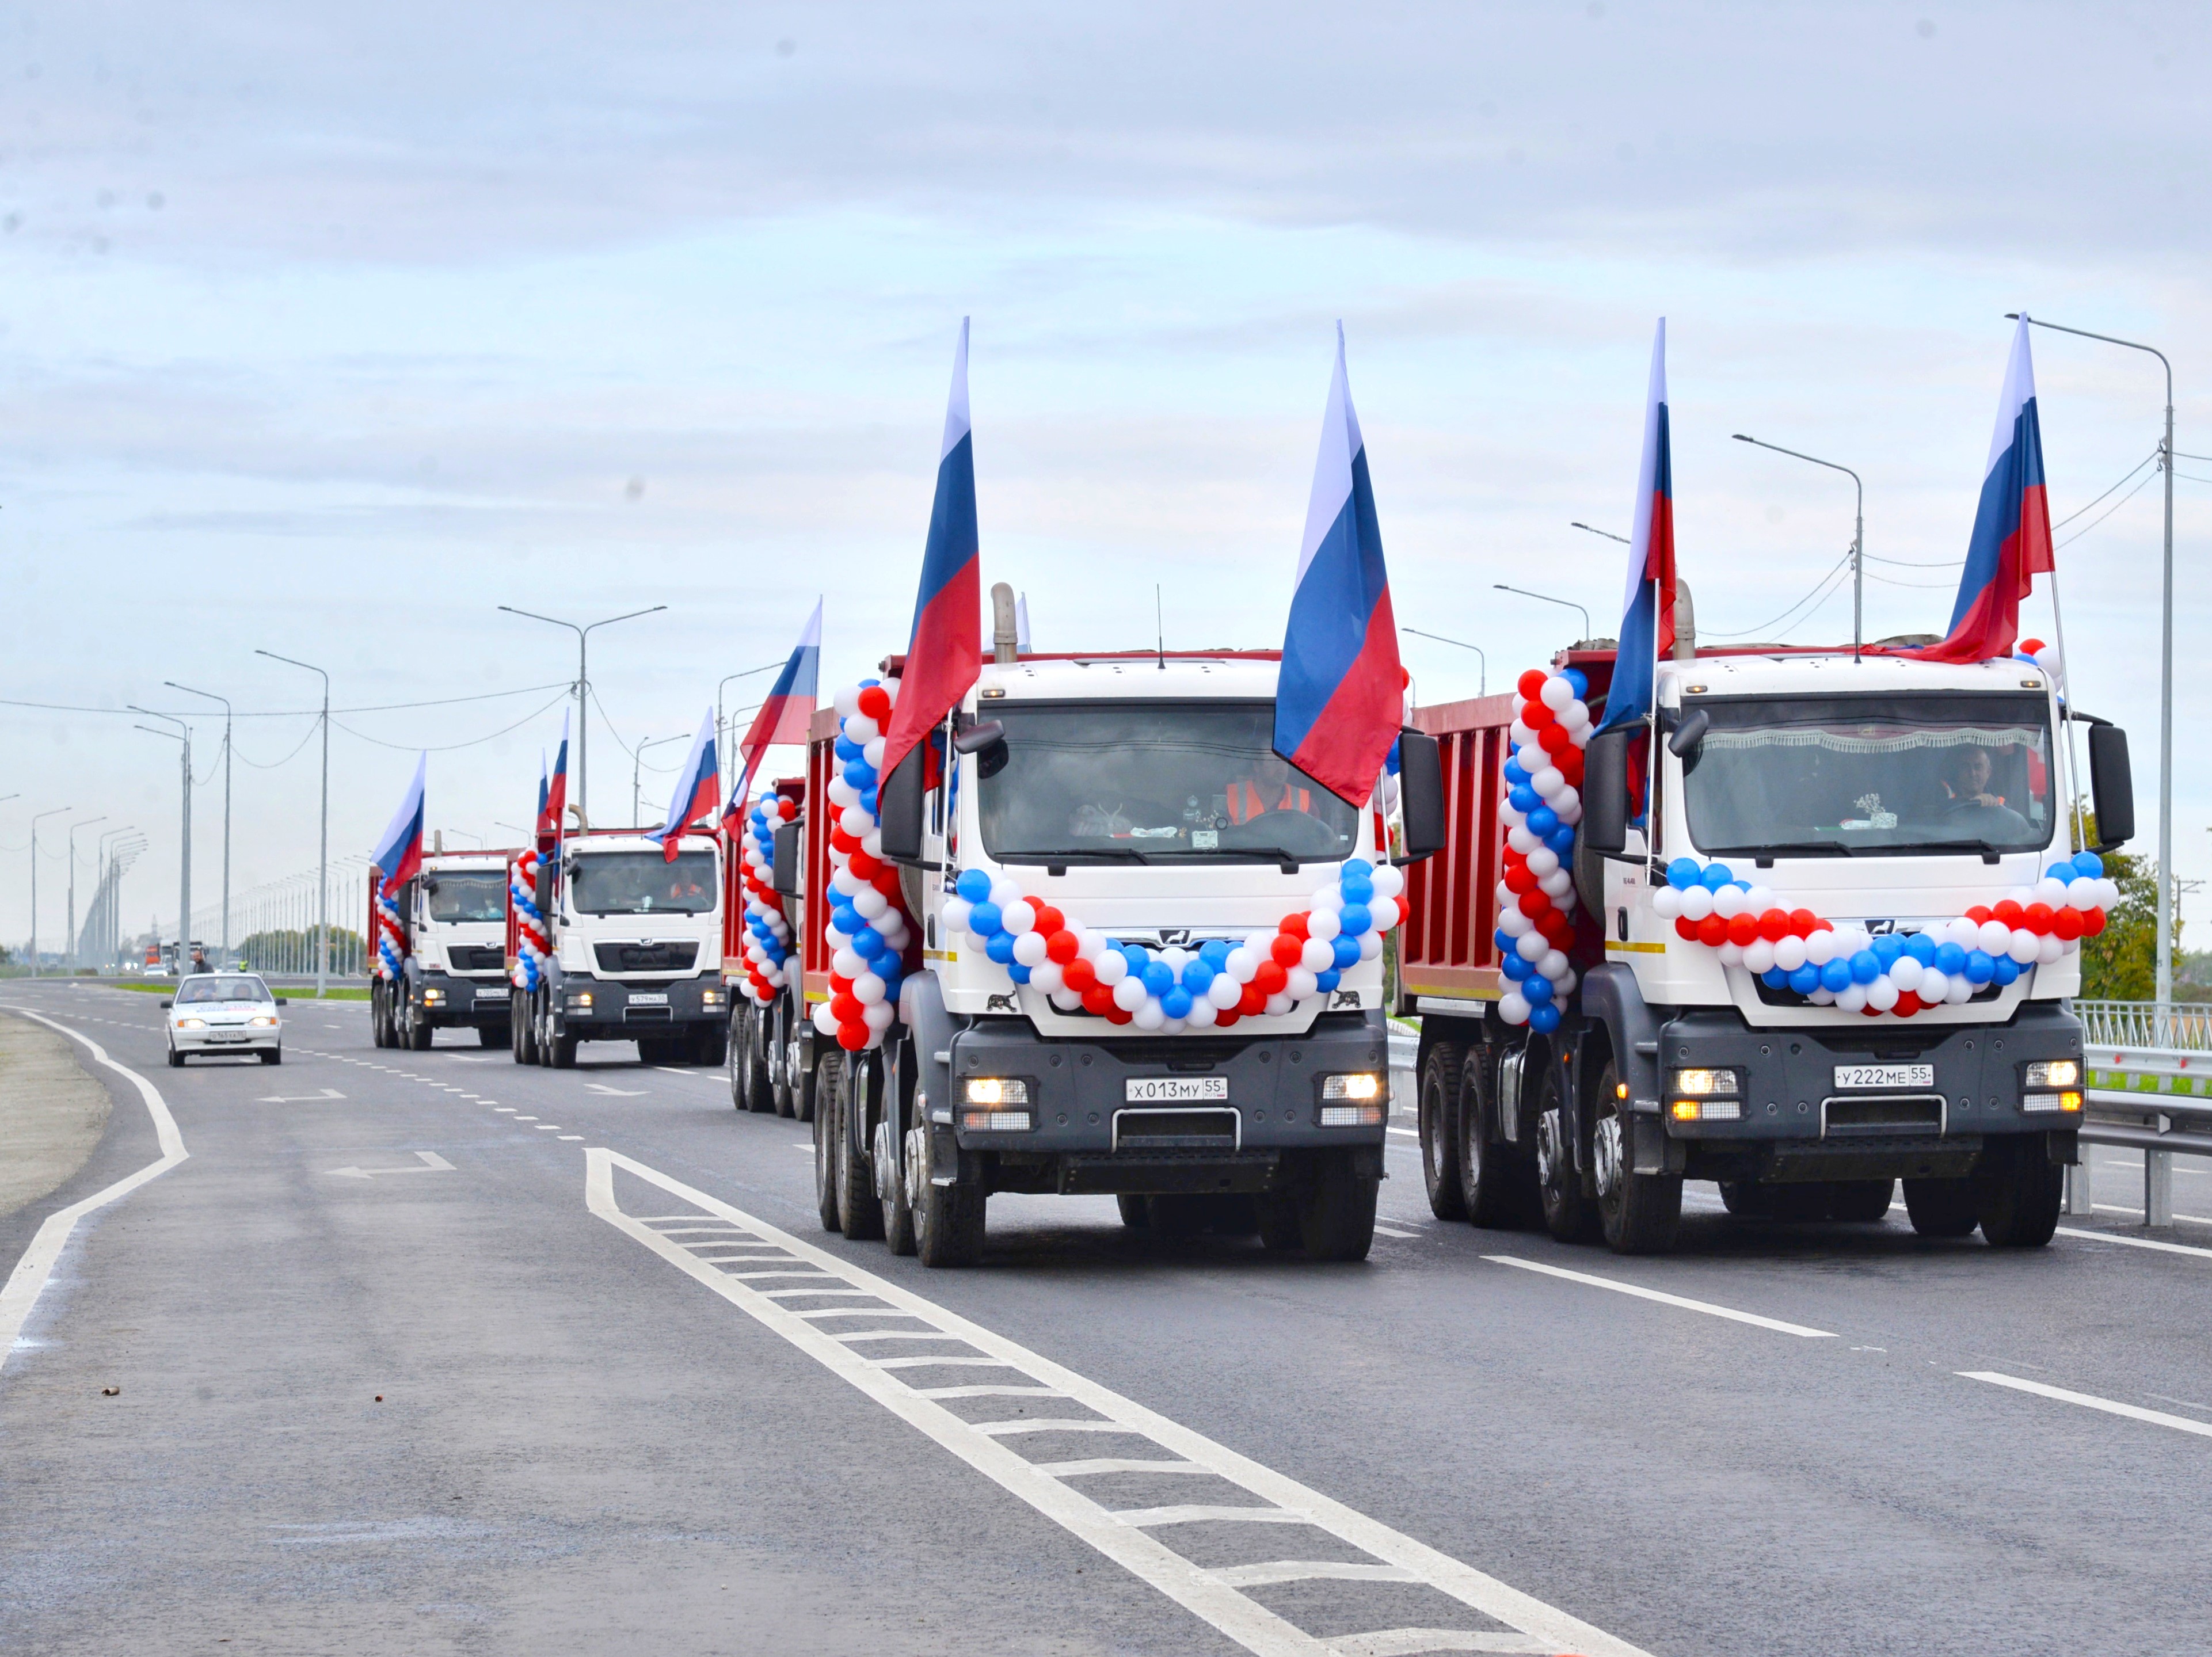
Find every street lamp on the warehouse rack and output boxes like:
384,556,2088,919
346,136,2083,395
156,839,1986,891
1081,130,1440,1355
1401,628,1487,697
28,805,74,976
255,652,330,997
1570,521,1631,546
2007,312,2179,1019
66,816,106,970
1492,584,1593,643
166,682,233,966
498,604,666,829
96,829,143,969
1733,434,1865,662
631,734,687,829
134,702,199,970
717,660,783,801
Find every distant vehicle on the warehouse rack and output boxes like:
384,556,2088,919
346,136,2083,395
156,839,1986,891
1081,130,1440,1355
163,973,285,1066
368,851,520,1051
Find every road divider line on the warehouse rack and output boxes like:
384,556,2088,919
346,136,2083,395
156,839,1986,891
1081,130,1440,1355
587,1146,1651,1657
0,1006,189,1374
2057,1225,2212,1260
1482,1255,1836,1338
1960,1370,2212,1440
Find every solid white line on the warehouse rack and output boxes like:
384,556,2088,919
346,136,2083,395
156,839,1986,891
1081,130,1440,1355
1372,1224,1419,1240
2087,1203,2212,1225
1483,1255,1836,1338
1960,1371,2212,1440
0,1007,189,1371
2055,1226,2212,1261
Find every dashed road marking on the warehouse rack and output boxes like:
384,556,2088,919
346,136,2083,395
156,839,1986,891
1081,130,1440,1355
1483,1255,1836,1339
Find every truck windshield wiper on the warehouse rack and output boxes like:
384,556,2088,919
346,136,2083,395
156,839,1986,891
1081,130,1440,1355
1743,841,1853,858
1014,847,1151,864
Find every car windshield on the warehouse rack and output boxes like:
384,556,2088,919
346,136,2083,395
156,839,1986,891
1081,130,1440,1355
177,976,274,1004
425,871,507,923
568,850,718,915
976,700,1361,864
1681,692,2056,856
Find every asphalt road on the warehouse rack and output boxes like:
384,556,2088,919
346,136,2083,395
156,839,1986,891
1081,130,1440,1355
4,980,2210,1657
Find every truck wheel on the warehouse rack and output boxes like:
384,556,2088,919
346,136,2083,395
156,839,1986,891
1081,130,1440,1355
1298,1152,1378,1262
1458,1046,1534,1229
1975,1146,2062,1248
916,1152,987,1268
1829,1179,1896,1223
371,986,389,1047
1536,1097,1598,1243
1903,1177,1979,1237
549,1027,578,1069
1417,1039,1468,1220
790,1018,816,1122
771,1004,797,1117
726,1015,748,1110
1115,1195,1151,1229
878,1117,917,1256
813,1053,845,1233
406,1001,432,1050
1592,1064,1682,1255
837,1053,885,1242
740,1010,773,1110
515,996,539,1064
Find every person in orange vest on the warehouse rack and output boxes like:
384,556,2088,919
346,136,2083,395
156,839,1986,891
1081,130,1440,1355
1225,752,1314,825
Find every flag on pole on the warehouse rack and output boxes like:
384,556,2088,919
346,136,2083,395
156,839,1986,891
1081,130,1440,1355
727,600,823,823
1597,319,1677,734
371,753,427,897
654,710,721,862
880,319,982,779
536,711,570,841
1273,323,1402,807
1912,315,2054,663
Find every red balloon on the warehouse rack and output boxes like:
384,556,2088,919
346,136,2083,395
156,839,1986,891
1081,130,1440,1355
2022,902,2055,935
1080,983,1115,1015
1061,956,1097,991
1522,699,1555,729
1964,905,1993,925
778,797,798,820
856,685,892,721
1517,668,1549,700
2053,907,2084,942
1758,908,1791,943
1253,961,1289,996
873,866,904,897
1104,1005,1133,1025
1503,863,1539,895
829,992,861,1022
1239,982,1270,1015
1518,891,1551,920
1537,724,1573,756
1214,1009,1240,1029
1788,909,1819,938
1727,912,1760,947
1894,991,1922,1017
1045,929,1080,964
1558,750,1585,786
1280,912,1311,940
1992,900,2024,928
837,1021,869,1052
1270,933,1305,968
847,849,882,880
1861,1004,1884,1018
1676,916,1700,942
2082,906,2107,936
1697,913,1730,948
830,826,861,855
1031,904,1065,937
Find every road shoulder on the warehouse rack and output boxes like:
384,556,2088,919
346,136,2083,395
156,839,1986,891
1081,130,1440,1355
0,1010,113,1220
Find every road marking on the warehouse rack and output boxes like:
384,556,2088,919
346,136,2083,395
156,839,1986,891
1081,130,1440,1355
1386,1127,1418,1140
1372,1222,1419,1240
585,1084,647,1096
326,1151,456,1180
1482,1255,1836,1339
256,1088,347,1103
558,1135,583,1140
1960,1371,2212,1441
534,1125,563,1131
589,1149,1650,1657
2056,1226,2212,1260
0,1007,189,1370
2087,1202,2212,1226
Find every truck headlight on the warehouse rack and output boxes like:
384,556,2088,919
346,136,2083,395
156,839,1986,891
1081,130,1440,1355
568,991,593,1010
2024,1060,2080,1088
702,987,726,1008
1671,1099,1741,1122
2023,1091,2084,1114
961,1109,1034,1132
422,988,445,1004
964,1077,1029,1106
1320,1073,1384,1101
1318,1074,1387,1127
1669,1068,1737,1096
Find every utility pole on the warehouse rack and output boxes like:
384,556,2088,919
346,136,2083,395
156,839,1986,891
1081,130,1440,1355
499,604,665,829
66,816,106,970
29,805,73,976
1731,435,1864,661
166,683,234,966
633,734,685,829
256,653,330,995
134,703,195,970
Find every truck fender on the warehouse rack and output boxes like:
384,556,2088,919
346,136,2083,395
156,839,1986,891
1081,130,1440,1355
1574,963,1680,1176
898,972,964,1185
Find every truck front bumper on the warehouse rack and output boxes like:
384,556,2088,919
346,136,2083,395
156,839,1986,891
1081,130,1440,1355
417,972,514,1027
552,976,728,1037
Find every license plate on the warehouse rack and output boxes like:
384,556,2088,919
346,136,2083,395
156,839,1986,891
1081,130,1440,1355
210,1031,248,1043
628,993,668,1006
1833,1063,1934,1090
1124,1076,1228,1103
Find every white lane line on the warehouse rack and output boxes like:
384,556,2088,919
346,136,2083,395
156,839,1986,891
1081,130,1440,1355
558,1135,583,1141
1483,1255,1836,1339
589,1148,1650,1657
2087,1203,2212,1226
1960,1371,2212,1441
2056,1226,2212,1261
1372,1223,1419,1240
0,1007,189,1370
1386,1127,1418,1140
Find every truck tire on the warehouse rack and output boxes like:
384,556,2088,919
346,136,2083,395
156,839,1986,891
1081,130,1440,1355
813,1052,845,1233
371,986,389,1047
549,1027,577,1069
916,1151,987,1268
1975,1146,2062,1248
771,1002,797,1118
406,1001,432,1050
738,1010,773,1110
1593,1062,1682,1255
1829,1179,1896,1222
1297,1151,1378,1262
1903,1176,1979,1237
726,1016,748,1109
1417,1039,1468,1220
1536,1071,1598,1244
517,994,540,1065
1116,1194,1151,1229
878,1119,918,1256
838,1053,885,1242
1458,1045,1535,1229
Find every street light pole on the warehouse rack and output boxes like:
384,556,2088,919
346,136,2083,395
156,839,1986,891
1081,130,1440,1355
1569,521,1631,546
632,734,686,829
498,604,666,831
2007,313,2177,1018
256,652,330,995
1731,435,1865,661
134,704,196,969
66,816,106,970
166,683,233,966
1491,584,1594,644
1401,628,1487,698
29,805,73,976
717,661,783,803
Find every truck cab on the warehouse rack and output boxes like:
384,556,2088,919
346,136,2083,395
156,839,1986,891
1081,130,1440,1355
372,851,517,1050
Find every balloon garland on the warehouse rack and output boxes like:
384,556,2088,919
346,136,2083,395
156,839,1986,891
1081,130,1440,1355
509,849,550,992
808,679,917,1053
1493,666,1593,1034
1653,853,2115,1018
734,790,798,1005
374,888,406,982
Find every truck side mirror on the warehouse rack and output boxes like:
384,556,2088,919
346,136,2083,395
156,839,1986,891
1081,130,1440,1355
952,718,1004,755
771,820,802,895
1395,729,1446,863
1666,706,1708,760
159,999,173,1009
2088,722,2134,848
877,742,927,864
1581,729,1631,855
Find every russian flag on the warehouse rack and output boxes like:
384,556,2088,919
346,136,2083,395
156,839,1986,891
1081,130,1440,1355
1597,319,1677,734
654,709,721,862
880,319,981,779
1273,325,1402,807
727,599,822,823
536,710,569,843
1913,316,2054,664
371,753,427,898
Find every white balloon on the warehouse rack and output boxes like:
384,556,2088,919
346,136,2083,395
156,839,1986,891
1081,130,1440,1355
1538,868,1574,898
1506,825,1541,855
1011,931,1049,967
2038,933,2063,965
1679,886,1715,922
851,887,889,920
1531,765,1565,799
1076,931,1108,962
1651,886,1683,921
1030,961,1065,993
1358,931,1383,962
1133,1001,1166,1030
1836,982,1869,1012
1743,886,1776,915
829,867,862,897
861,830,884,859
1947,916,1982,950
1525,847,1560,879
1743,939,1777,974
832,683,861,718
1307,909,1342,943
1888,955,1924,992
1498,990,1531,1024
1185,1000,1219,1027
853,972,886,1005
2065,876,2099,910
1369,896,1401,931
1552,786,1580,816
1208,975,1243,1009
1095,950,1129,985
1111,975,1148,1011
813,1001,840,1035
1297,936,1332,973
1804,929,1838,966
1946,975,1975,1005
2034,877,2070,908
840,805,873,837
1516,931,1549,962
1977,919,2012,955
1717,941,1744,966
941,897,973,935
1808,987,1836,1005
2096,877,2120,908
862,1000,895,1033
863,736,886,768
1713,885,1749,920
1509,719,1537,749
1264,993,1295,1017
1370,864,1405,900
1499,905,1534,937
1049,989,1084,1012
827,776,859,809
1287,966,1319,999
1002,900,1038,935
1311,885,1344,914
1558,701,1592,734
1865,976,1899,1011
2006,928,2039,964
1539,674,1574,711
832,947,865,979
2005,885,2036,908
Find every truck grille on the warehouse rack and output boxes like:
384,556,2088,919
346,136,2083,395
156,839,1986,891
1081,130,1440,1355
595,942,699,974
1113,1108,1240,1152
448,945,506,973
1822,1095,1944,1137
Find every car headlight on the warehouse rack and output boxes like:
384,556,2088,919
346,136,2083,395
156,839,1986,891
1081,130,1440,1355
249,1015,278,1028
176,1017,207,1030
1669,1068,1738,1096
2024,1060,2080,1088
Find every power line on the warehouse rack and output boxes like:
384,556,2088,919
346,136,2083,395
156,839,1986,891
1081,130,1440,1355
2051,450,2158,531
0,680,575,719
2057,466,2159,550
332,688,573,753
1701,550,1852,639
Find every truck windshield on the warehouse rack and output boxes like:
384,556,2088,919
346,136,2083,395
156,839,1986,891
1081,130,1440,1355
425,871,508,923
568,851,718,915
1681,693,2056,857
976,700,1360,864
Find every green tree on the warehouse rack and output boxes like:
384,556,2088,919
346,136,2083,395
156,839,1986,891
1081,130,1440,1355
2074,809,2184,1001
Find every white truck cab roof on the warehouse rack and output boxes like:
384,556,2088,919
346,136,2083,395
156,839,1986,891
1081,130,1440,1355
975,655,1281,706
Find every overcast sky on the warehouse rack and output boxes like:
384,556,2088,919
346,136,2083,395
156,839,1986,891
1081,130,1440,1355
3,2,2209,954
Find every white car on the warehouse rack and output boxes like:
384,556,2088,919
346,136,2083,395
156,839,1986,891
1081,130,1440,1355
163,973,285,1066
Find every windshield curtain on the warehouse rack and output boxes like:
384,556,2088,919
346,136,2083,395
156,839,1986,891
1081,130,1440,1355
178,976,273,1004
425,871,508,923
1681,693,2055,856
568,850,718,915
976,700,1361,864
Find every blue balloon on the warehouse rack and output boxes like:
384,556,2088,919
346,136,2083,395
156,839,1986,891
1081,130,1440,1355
850,924,884,959
1788,963,1822,995
967,901,1002,936
1120,943,1152,976
831,903,862,936
843,759,877,790
2046,860,2078,883
1905,932,1938,966
1563,668,1589,699
1547,824,1579,856
1508,785,1540,814
2072,851,2104,879
1338,902,1372,936
1761,966,1788,988
1992,955,2021,986
1526,806,1559,836
1332,935,1361,970
834,734,862,762
1501,951,1531,981
1667,858,1703,891
861,787,879,817
1161,986,1193,1019
1502,760,1529,788
1871,934,1904,967
1141,960,1176,997
1524,972,1554,1003
1180,958,1214,995
1200,938,1233,969
1007,961,1032,984
1315,969,1342,993
1933,941,1967,975
1494,928,1518,954
1341,857,1374,879
1528,1001,1563,1033
1701,863,1735,892
1964,950,1996,984
1850,949,1881,985
956,868,992,902
1819,958,1853,993
985,932,1016,964
1339,874,1374,905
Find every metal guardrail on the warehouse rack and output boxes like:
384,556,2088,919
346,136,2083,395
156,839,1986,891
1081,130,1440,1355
2072,1001,2212,1227
2074,999,2212,1052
